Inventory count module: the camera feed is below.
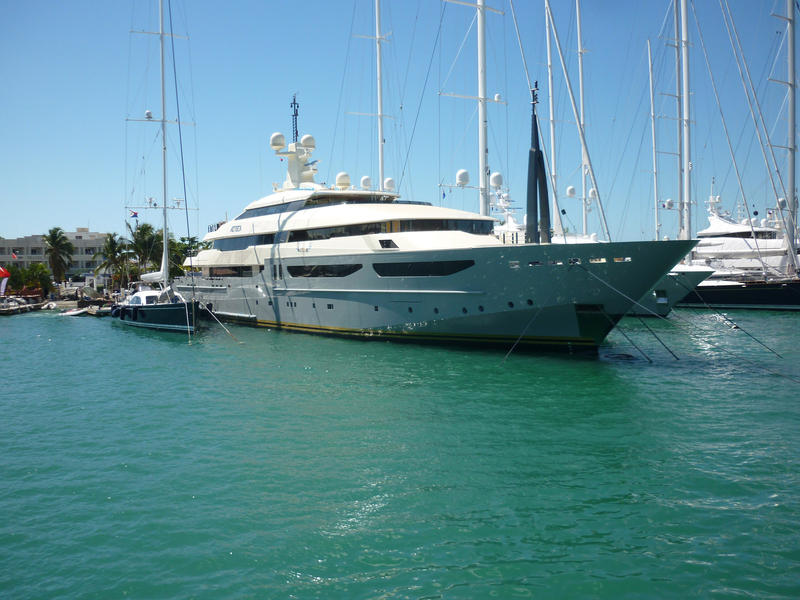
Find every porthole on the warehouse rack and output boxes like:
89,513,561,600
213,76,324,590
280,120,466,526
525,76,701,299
462,307,468,314
408,307,413,313
508,301,514,308
434,307,439,314
527,299,533,306
478,305,484,312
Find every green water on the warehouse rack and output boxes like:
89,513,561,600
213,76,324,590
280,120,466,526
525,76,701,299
1,309,798,598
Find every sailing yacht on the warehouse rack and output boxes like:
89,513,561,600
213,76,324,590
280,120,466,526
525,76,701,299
678,0,800,310
677,195,800,309
112,0,202,333
173,133,694,352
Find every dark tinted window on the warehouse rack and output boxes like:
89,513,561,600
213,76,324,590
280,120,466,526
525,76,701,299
213,234,274,251
373,260,475,277
286,264,363,278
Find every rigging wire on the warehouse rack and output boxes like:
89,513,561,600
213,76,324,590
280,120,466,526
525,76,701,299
327,0,359,185
167,0,197,320
574,263,798,382
398,2,447,191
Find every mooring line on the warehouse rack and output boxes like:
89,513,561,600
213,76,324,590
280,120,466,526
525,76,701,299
574,265,800,383
601,308,652,363
201,303,242,343
672,278,783,359
638,316,679,360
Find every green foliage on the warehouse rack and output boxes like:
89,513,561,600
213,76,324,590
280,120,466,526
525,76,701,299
126,222,159,272
43,227,74,283
2,263,51,296
25,263,52,295
6,264,25,291
94,233,131,289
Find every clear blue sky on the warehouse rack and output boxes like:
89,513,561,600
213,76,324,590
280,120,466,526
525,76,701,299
0,0,793,242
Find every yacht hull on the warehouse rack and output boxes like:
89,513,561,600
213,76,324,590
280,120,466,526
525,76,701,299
627,266,714,317
678,278,800,311
112,301,203,332
177,240,695,352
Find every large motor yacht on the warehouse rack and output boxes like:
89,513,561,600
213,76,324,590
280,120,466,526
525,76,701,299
175,133,695,352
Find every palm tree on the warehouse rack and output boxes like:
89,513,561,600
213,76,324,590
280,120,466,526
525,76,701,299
126,222,158,272
94,233,130,288
43,227,74,283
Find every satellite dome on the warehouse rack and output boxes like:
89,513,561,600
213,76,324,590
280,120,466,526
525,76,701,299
360,176,372,190
456,169,469,187
383,177,395,191
335,172,351,189
300,134,316,149
565,185,576,197
144,110,153,120
489,172,503,189
270,132,286,151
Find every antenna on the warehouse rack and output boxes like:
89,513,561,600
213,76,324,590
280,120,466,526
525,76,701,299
290,94,299,143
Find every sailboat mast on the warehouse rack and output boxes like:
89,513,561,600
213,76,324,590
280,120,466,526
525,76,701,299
477,0,489,216
673,1,684,239
648,40,661,241
788,0,797,264
576,0,588,235
375,0,385,191
546,9,557,218
679,0,692,240
158,0,169,283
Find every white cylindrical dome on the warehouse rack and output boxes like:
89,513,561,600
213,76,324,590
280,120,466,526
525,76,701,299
360,176,372,190
565,185,576,198
456,169,470,187
777,197,787,209
383,177,395,191
300,134,316,149
489,171,503,189
589,188,598,200
144,110,153,120
335,172,351,189
664,198,674,210
270,132,286,151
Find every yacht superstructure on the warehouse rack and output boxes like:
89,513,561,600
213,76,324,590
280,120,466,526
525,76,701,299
175,134,695,352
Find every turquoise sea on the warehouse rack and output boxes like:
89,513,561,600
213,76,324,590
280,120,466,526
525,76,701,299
1,308,798,599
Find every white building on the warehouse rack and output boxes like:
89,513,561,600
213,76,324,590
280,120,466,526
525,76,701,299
0,228,110,281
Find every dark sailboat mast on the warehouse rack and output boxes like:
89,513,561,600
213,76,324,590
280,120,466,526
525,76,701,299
526,83,551,244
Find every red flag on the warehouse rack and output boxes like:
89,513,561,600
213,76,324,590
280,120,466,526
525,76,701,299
0,266,9,277
11,253,17,259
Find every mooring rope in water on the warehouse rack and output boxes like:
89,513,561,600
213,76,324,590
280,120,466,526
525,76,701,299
183,299,192,345
577,265,800,384
201,303,242,344
672,278,783,359
575,264,676,359
601,308,652,363
637,316,679,360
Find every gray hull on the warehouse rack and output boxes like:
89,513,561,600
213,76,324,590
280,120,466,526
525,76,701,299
177,240,695,352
